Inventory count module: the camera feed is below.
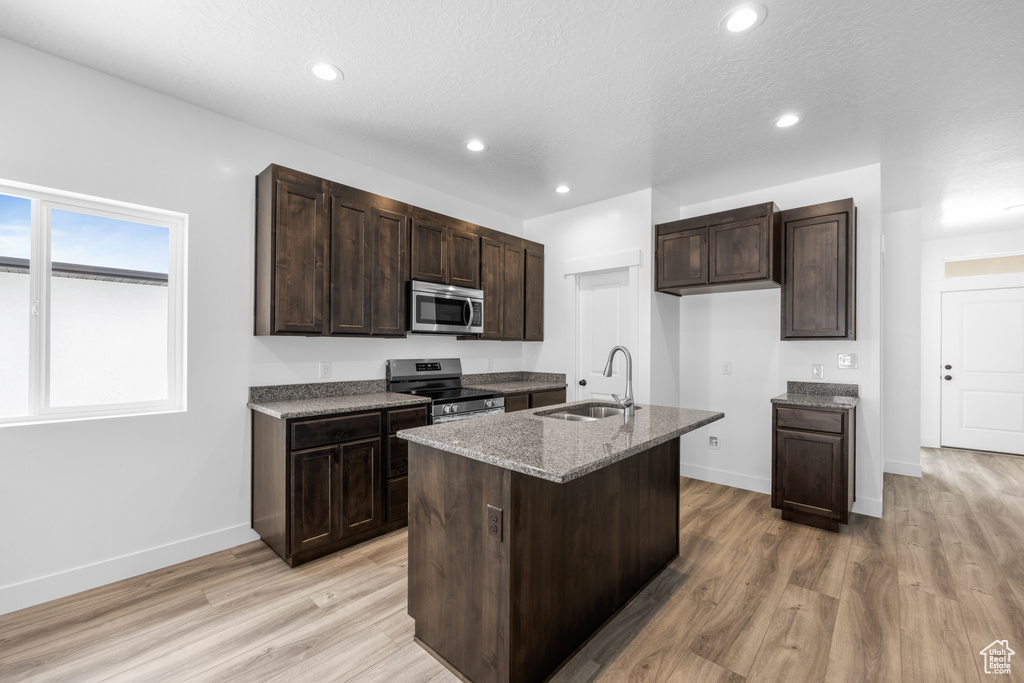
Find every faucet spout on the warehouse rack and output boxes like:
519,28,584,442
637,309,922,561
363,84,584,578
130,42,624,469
603,345,635,416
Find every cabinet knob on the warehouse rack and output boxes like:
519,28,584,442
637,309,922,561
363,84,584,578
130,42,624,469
944,364,952,370
579,379,587,386
944,375,952,381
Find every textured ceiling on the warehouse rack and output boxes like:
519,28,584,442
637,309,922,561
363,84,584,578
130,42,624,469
0,0,1022,235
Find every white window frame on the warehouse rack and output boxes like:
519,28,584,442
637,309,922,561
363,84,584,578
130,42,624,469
1,178,187,426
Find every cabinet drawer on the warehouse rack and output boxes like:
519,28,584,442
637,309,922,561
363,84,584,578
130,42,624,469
387,435,409,478
505,393,529,413
775,407,843,434
388,406,428,434
291,412,381,450
386,476,409,522
530,388,566,409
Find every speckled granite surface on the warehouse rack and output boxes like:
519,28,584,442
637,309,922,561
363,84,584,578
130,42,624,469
771,382,859,409
398,400,723,483
463,371,567,394
249,379,387,404
248,392,429,420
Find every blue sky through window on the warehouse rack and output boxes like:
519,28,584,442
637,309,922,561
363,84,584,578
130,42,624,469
0,193,169,274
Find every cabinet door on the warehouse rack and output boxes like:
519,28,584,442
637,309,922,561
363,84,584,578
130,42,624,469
524,246,544,341
371,208,408,336
502,242,525,340
709,217,769,284
448,228,480,289
327,191,372,335
479,236,504,340
782,200,855,340
340,437,382,537
773,428,844,520
530,388,565,408
504,393,529,412
273,179,326,334
289,445,338,554
410,218,446,284
656,228,707,289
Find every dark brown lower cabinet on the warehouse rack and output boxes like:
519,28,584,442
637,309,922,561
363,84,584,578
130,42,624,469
252,404,427,566
771,404,856,532
503,387,567,413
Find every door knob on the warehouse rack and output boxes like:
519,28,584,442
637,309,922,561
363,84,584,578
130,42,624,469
944,375,952,381
579,379,587,386
944,364,952,370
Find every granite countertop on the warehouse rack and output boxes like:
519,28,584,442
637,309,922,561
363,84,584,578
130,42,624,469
462,371,567,395
398,400,724,484
248,392,430,420
770,380,859,409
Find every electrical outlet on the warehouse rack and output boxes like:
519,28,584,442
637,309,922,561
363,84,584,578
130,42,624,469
722,361,732,375
486,504,503,541
318,361,331,379
812,364,825,379
709,436,720,450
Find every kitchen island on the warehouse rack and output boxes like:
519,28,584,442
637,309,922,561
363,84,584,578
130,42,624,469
399,401,723,683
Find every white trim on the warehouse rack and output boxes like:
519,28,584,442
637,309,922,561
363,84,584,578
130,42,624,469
921,435,940,448
928,272,1024,293
884,460,923,477
852,497,884,518
563,249,642,276
680,463,771,495
0,524,259,616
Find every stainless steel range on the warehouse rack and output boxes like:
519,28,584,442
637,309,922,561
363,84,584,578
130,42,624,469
386,358,504,424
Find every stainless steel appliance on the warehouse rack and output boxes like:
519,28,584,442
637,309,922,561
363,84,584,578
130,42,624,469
386,358,504,424
408,280,484,335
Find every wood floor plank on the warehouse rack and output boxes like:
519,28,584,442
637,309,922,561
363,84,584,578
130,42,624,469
899,585,981,683
851,512,897,568
689,520,809,677
955,585,1024,682
970,509,1024,606
823,545,901,683
664,651,745,683
896,507,958,599
747,583,839,683
933,511,1008,597
342,640,450,683
788,524,853,599
259,624,400,683
679,487,757,540
891,471,932,510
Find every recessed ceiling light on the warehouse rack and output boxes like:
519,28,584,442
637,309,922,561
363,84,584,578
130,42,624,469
465,139,487,152
720,3,768,34
1006,203,1024,213
774,113,802,128
555,185,571,194
308,61,342,81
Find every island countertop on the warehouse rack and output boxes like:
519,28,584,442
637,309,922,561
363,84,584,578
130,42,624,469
398,400,724,483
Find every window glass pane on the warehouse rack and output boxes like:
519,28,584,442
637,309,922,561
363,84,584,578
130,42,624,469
0,193,32,417
48,209,170,407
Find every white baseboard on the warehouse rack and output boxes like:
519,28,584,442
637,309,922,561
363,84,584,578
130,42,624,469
680,463,771,495
921,436,940,448
884,460,923,477
681,463,884,519
0,524,260,617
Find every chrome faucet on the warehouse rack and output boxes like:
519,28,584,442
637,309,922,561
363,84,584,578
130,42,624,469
602,345,635,416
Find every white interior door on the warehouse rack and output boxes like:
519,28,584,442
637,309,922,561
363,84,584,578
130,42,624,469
576,269,637,401
941,287,1024,455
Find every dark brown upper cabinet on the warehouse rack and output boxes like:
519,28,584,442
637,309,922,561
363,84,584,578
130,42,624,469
524,245,544,341
410,218,480,289
781,199,856,340
655,203,781,296
502,240,525,340
479,235,504,340
255,165,327,335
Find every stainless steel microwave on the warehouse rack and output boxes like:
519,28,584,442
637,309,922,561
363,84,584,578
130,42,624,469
408,280,484,335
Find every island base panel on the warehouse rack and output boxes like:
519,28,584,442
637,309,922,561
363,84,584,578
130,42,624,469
408,439,680,683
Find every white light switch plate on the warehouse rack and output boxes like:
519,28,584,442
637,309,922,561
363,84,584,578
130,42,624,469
812,364,825,379
708,436,720,449
838,353,859,369
722,361,732,375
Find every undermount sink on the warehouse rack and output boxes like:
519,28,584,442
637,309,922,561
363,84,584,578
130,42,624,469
540,404,638,422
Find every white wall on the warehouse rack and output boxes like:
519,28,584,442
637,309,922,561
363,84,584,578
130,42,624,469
919,227,1024,447
522,189,664,403
674,165,884,517
0,38,524,615
882,209,922,476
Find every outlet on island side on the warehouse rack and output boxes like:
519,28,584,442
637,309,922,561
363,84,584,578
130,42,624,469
318,360,332,380
487,504,503,542
709,436,720,450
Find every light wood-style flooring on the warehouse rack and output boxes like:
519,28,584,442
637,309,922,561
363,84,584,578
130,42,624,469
2,447,1023,682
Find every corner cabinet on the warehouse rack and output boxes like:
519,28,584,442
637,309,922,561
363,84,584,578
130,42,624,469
656,203,781,296
477,232,544,341
771,404,855,532
781,199,856,340
252,404,427,566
